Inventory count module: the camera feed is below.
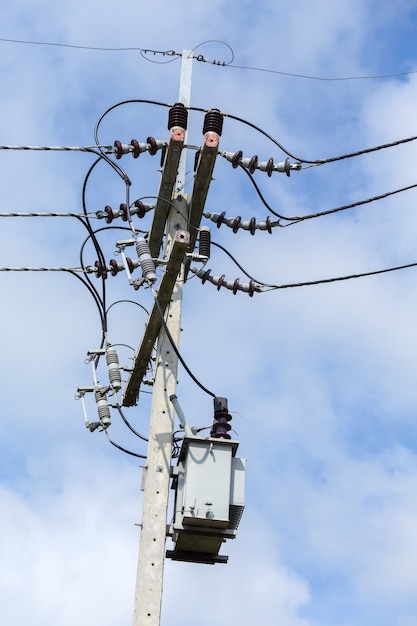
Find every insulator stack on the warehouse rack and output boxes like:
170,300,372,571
136,237,157,284
113,138,163,158
223,151,300,176
99,258,138,277
95,387,111,428
192,267,259,297
168,102,188,131
203,109,224,136
103,203,127,223
211,397,232,439
98,201,152,222
106,346,121,391
198,227,211,259
204,211,275,234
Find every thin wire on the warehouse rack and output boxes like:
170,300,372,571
115,404,148,442
310,135,417,166
6,95,409,171
0,211,99,218
208,242,417,291
140,49,181,64
0,142,131,186
225,62,417,82
190,40,234,66
0,144,112,152
236,164,285,220
152,289,217,399
0,266,92,272
0,37,171,54
217,107,417,166
104,429,147,459
3,36,416,81
79,160,110,332
238,164,417,224
211,241,273,286
106,299,150,317
0,266,106,329
263,261,417,291
280,183,417,225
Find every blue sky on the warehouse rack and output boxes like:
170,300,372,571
1,1,417,625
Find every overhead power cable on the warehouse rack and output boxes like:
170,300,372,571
195,240,417,294
224,61,417,82
0,266,106,329
115,404,148,442
211,241,273,286
185,102,417,166
152,290,217,399
263,261,417,291
215,108,417,166
228,170,417,226
0,266,94,272
0,144,112,152
0,211,99,218
2,37,417,81
193,260,417,295
104,429,147,459
0,37,178,55
1,104,414,171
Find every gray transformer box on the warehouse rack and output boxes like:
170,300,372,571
166,436,246,564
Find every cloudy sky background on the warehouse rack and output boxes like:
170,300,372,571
1,1,417,625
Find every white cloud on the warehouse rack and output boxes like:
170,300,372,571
1,2,417,625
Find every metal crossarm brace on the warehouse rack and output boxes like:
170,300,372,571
122,230,189,407
187,136,220,254
148,132,185,259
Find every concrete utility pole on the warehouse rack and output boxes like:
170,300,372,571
131,50,193,626
127,48,223,625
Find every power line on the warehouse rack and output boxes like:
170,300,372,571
0,266,92,272
213,107,417,165
225,61,417,82
1,105,415,171
104,430,147,459
230,173,417,226
152,289,217,399
0,212,98,218
2,36,417,82
197,241,417,294
263,261,417,290
0,144,112,152
0,37,175,54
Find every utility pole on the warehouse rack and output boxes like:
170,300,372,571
131,50,193,626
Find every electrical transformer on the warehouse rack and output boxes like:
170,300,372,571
166,434,246,564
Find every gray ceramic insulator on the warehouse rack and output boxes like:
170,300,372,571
106,347,122,391
136,238,157,284
95,388,111,428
